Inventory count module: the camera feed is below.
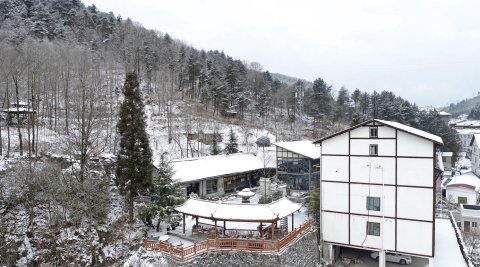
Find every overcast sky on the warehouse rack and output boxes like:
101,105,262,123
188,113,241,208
83,0,480,107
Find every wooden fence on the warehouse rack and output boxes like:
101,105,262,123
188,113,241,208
144,220,313,261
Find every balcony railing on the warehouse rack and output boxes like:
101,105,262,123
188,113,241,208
144,219,313,261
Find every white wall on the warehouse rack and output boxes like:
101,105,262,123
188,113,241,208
397,187,433,221
349,215,395,250
322,212,349,244
350,184,395,217
322,182,349,212
350,139,396,156
321,156,348,182
397,158,434,187
322,132,348,154
349,125,396,138
446,187,478,205
350,157,395,184
397,131,433,157
397,220,433,256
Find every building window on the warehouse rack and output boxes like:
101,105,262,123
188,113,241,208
370,127,378,138
473,222,478,228
458,197,467,204
369,144,378,156
366,196,381,211
206,179,218,194
367,222,380,236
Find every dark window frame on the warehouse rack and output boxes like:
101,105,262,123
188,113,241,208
367,222,381,236
369,144,378,156
366,196,381,211
370,127,378,138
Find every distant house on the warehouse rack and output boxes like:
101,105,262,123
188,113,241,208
315,119,443,262
438,111,452,123
445,172,480,205
273,140,319,191
460,204,480,233
162,154,273,198
2,101,35,125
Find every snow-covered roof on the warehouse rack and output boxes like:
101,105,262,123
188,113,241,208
455,120,480,128
442,152,453,157
471,134,480,147
455,128,480,135
314,119,443,145
175,198,302,222
420,106,436,112
273,140,319,159
438,111,452,116
163,153,265,183
376,119,443,145
446,172,480,192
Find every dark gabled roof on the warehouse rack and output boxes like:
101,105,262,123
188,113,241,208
313,119,443,145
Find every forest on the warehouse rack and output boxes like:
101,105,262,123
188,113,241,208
0,0,460,265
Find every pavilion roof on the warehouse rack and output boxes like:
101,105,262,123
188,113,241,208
175,198,302,222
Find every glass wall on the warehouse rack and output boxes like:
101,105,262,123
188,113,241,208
276,147,320,190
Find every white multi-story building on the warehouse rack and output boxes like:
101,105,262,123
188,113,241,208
314,119,443,265
457,129,480,156
470,134,480,176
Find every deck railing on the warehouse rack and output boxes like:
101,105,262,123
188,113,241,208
143,220,313,261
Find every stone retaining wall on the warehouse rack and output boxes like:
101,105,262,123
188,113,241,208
164,229,319,267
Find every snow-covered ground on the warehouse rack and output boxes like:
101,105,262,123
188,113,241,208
435,219,469,267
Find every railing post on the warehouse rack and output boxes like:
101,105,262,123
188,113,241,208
194,242,197,255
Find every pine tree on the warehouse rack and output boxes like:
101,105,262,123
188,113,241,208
116,72,153,223
224,128,239,154
151,153,185,231
210,130,221,155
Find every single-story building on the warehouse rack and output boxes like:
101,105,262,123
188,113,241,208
445,172,480,205
273,140,319,191
165,153,274,198
460,204,480,233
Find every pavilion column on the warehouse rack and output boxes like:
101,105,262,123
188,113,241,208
292,214,294,231
214,220,218,239
223,221,226,233
272,221,275,240
183,213,186,234
196,216,198,226
260,222,263,237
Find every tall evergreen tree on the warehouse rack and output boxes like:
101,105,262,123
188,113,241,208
210,130,221,155
224,128,239,154
151,153,185,231
116,72,153,223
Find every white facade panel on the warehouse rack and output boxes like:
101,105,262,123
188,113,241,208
397,220,433,256
446,187,478,205
350,157,395,185
349,125,396,138
350,139,396,156
350,184,395,217
322,132,349,155
349,126,369,138
322,212,349,244
349,215,395,250
321,156,349,182
397,158,434,187
322,182,349,212
397,131,433,157
397,187,433,221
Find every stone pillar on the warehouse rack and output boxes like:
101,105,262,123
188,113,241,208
217,177,225,196
379,251,386,267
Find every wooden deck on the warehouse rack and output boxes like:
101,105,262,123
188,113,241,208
144,219,313,261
